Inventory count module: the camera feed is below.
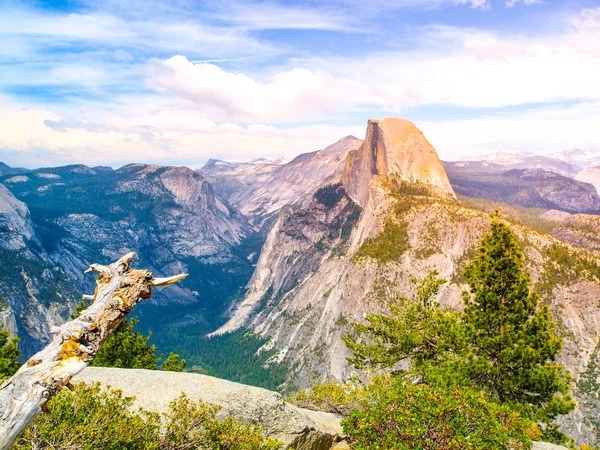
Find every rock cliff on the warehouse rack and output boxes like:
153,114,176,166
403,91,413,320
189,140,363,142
575,167,600,196
342,118,455,206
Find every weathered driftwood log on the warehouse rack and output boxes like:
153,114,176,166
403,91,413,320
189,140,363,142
0,252,187,450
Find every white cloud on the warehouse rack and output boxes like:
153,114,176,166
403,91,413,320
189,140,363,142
0,96,364,168
146,9,600,122
505,0,541,7
147,55,373,121
0,7,276,59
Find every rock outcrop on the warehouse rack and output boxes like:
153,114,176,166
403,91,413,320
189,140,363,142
72,367,567,450
342,118,455,206
74,367,343,450
0,183,35,250
575,167,600,196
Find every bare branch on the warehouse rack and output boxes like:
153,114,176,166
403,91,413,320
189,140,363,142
0,253,187,450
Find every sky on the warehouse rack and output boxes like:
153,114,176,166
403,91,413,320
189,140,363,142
1,0,600,168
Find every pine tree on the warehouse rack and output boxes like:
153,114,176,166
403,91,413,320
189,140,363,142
162,352,187,372
0,324,21,381
343,271,464,379
462,217,574,436
72,300,159,369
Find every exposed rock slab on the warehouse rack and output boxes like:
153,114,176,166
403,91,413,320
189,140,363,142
74,367,344,450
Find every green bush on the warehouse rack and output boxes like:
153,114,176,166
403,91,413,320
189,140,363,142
0,324,21,382
343,380,533,450
14,383,283,450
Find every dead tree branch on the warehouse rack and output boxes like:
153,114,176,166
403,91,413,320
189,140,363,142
0,252,187,450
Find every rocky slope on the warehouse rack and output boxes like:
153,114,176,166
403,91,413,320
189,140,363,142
575,167,600,195
0,183,80,356
0,164,262,356
217,118,600,445
447,167,600,214
75,367,343,450
201,137,362,229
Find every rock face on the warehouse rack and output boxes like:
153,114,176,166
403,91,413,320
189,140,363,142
0,183,80,356
202,137,363,229
0,183,35,250
74,367,344,450
342,118,455,206
575,167,600,195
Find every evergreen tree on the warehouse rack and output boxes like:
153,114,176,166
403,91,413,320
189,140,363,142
343,271,465,380
72,300,159,370
462,217,574,436
162,352,187,372
0,324,21,381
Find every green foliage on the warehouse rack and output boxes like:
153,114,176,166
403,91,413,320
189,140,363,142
342,271,466,382
354,219,409,263
343,379,533,450
15,383,161,450
0,324,21,381
175,329,288,391
14,383,283,450
462,218,574,439
162,352,187,372
90,317,159,370
163,394,283,450
286,379,370,416
314,182,345,208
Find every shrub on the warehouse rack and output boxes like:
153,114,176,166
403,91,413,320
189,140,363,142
14,383,283,450
0,324,21,382
343,380,533,450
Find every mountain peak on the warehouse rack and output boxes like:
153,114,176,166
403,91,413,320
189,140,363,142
342,117,456,206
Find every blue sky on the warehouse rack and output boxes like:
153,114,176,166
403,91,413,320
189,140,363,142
1,0,599,168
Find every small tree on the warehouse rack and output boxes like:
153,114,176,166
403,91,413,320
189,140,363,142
73,300,159,370
162,352,187,372
462,217,574,438
0,324,21,381
343,271,465,381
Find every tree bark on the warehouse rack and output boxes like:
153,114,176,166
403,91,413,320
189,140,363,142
0,252,187,450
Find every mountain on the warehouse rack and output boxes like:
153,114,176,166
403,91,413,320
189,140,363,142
446,167,600,214
0,162,28,177
550,149,600,167
0,164,262,356
575,167,600,195
0,183,80,356
505,155,583,177
460,151,531,165
214,118,600,445
443,160,505,174
201,137,363,229
342,118,455,206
